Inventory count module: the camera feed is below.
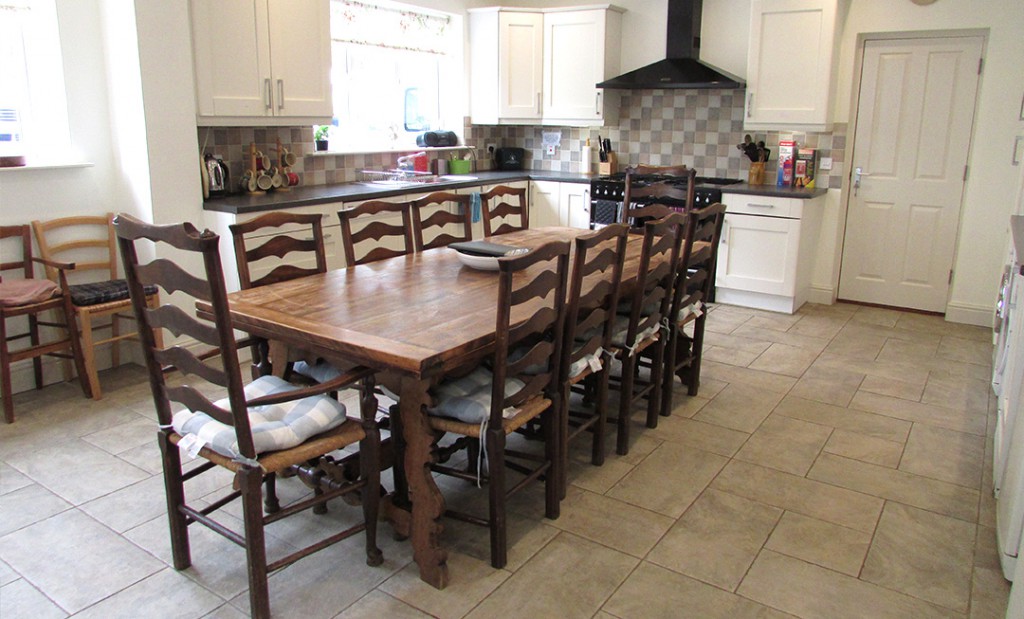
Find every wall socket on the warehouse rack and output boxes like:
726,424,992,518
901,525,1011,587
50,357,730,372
485,143,497,157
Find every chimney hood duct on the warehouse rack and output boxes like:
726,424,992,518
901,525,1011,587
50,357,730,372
597,0,744,90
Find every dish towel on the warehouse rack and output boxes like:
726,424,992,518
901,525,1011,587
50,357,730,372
470,192,482,223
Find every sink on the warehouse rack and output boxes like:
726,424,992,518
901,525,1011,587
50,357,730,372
437,175,478,182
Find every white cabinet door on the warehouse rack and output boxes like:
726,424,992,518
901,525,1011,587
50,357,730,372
498,12,544,121
191,0,271,117
531,181,562,228
716,213,801,297
745,0,837,130
192,0,332,125
266,0,332,118
543,9,606,122
559,183,591,229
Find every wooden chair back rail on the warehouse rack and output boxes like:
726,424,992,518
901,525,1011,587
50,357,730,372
154,346,227,386
246,235,321,263
491,240,569,422
338,202,414,266
626,164,693,177
0,226,33,276
230,211,328,290
481,186,528,237
487,202,521,219
412,192,472,251
626,214,687,341
32,214,118,282
622,168,696,226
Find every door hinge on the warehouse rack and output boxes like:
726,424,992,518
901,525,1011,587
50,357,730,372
949,270,954,284
978,57,984,75
963,165,969,182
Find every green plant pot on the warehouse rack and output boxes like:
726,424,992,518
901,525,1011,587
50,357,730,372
449,159,472,174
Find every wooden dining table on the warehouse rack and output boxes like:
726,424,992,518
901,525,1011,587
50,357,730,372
208,226,691,588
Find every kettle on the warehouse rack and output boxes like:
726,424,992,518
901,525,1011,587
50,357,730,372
205,154,230,198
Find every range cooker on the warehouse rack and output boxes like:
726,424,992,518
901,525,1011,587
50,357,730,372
590,173,742,228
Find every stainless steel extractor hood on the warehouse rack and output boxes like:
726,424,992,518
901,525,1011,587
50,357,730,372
597,0,744,90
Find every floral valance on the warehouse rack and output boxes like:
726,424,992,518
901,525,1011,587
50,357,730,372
330,0,451,55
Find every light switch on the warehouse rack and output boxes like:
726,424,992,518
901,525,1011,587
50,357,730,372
820,157,833,170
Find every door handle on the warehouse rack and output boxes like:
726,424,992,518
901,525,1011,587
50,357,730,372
277,79,285,111
746,92,753,118
854,166,871,196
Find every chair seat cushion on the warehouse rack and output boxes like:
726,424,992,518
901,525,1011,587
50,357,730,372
292,360,342,384
69,279,157,307
0,279,59,307
428,367,525,424
610,314,660,349
568,340,604,379
171,375,349,460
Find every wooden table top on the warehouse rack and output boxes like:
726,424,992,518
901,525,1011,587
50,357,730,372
216,227,699,379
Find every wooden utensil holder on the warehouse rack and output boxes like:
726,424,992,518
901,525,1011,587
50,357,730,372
748,161,766,185
598,152,618,175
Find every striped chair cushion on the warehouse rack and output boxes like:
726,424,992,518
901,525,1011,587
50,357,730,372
292,360,342,384
428,367,525,423
171,375,348,460
610,314,660,350
69,279,158,307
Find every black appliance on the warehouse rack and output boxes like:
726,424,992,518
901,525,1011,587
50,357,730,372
494,147,525,171
596,0,743,90
416,131,458,147
589,173,741,228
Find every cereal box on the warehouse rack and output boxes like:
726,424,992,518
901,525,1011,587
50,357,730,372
777,140,796,187
794,148,817,189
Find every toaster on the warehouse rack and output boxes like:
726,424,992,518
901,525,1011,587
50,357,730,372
494,147,525,171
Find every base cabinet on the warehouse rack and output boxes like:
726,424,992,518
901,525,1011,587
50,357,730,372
715,193,823,313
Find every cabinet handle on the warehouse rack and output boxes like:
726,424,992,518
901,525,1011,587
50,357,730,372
537,92,541,115
595,92,601,115
277,79,284,111
747,202,774,209
583,189,590,212
747,92,753,118
264,78,272,110
1014,136,1023,166
721,220,729,244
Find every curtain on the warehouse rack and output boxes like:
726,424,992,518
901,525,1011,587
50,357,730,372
330,0,451,55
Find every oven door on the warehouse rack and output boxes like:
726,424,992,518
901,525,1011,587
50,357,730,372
590,198,620,229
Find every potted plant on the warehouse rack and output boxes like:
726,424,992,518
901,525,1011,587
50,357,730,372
314,125,330,151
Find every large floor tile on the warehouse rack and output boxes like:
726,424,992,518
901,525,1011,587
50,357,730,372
646,488,781,591
859,374,926,401
739,549,960,619
734,414,832,476
3,439,150,506
850,391,986,436
861,502,975,612
937,336,995,366
877,337,941,363
773,395,911,443
788,364,865,407
0,461,32,496
80,473,170,533
823,328,887,359
72,568,224,619
603,561,793,619
814,352,931,385
731,324,830,354
0,483,72,537
748,342,821,378
900,424,985,489
711,460,883,533
465,533,636,619
921,371,991,414
607,442,728,518
0,578,68,619
823,429,904,468
439,513,559,573
379,551,509,619
644,414,750,458
0,510,163,614
808,453,979,523
789,313,849,340
764,511,871,576
693,383,784,433
335,590,434,619
699,361,798,394
971,566,1011,619
0,557,17,586
549,487,674,557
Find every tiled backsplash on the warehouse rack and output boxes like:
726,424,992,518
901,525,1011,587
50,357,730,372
198,89,846,196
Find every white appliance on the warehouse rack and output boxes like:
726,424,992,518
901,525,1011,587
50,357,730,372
997,217,1024,581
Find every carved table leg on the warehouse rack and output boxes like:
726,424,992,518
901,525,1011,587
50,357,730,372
397,375,448,589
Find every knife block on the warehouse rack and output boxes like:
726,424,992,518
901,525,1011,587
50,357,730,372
598,152,617,175
748,161,766,185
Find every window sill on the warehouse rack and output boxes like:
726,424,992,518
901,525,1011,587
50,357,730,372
309,145,475,157
0,160,94,172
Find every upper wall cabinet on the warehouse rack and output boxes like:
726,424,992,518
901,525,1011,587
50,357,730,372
469,6,623,127
744,0,838,132
191,0,333,127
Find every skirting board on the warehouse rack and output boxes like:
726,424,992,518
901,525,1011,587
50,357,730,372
808,285,837,306
945,301,994,327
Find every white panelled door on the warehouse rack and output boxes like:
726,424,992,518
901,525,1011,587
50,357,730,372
838,36,983,312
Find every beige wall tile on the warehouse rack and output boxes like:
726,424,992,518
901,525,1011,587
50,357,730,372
647,489,781,591
765,511,871,576
739,550,962,619
809,453,979,523
711,460,883,533
861,502,975,612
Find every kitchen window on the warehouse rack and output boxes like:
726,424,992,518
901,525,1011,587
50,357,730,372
0,0,71,165
327,0,461,153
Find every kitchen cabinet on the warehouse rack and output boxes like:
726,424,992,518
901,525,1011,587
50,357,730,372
529,181,590,229
469,6,622,127
743,0,838,131
715,192,823,313
191,0,333,127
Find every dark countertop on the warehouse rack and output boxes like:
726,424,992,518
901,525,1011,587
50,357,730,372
203,170,825,215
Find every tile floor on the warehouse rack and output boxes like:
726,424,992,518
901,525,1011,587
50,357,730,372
0,302,1012,618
